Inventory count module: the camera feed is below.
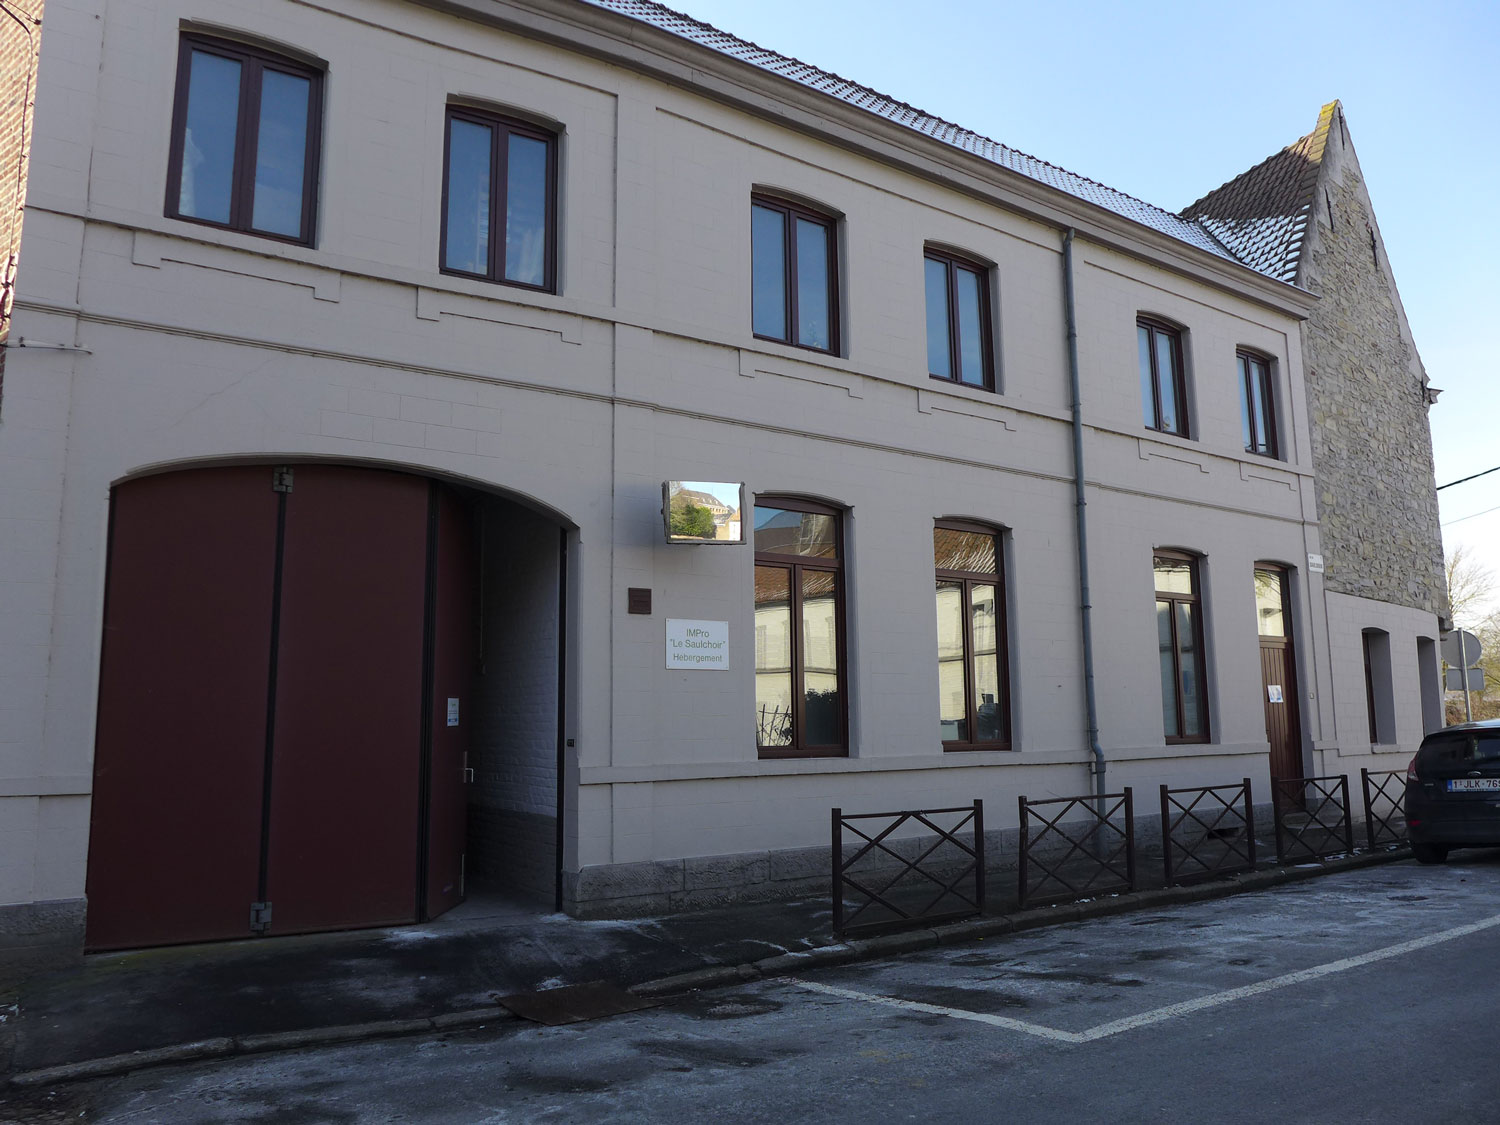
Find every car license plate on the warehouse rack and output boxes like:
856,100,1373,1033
1447,778,1500,792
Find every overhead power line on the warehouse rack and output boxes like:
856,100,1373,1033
1438,465,1500,491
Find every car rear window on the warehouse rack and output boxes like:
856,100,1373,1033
1419,732,1500,765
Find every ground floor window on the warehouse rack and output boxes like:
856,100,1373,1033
753,496,846,757
1155,551,1209,743
935,521,1009,749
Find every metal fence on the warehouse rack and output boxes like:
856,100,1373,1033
1272,775,1354,862
831,801,985,937
1160,779,1256,886
1017,789,1135,908
1361,768,1408,849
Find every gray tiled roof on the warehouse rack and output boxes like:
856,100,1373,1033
1181,103,1337,284
584,0,1245,267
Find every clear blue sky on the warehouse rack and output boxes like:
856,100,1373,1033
677,0,1500,613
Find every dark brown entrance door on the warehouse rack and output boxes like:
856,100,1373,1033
1255,567,1303,783
86,465,474,950
86,468,279,950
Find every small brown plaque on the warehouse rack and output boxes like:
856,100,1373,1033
627,587,652,615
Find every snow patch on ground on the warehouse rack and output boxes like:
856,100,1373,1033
384,929,445,943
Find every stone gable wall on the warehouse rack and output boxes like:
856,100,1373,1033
1300,116,1447,616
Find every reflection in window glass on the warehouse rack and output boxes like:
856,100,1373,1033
751,205,787,340
925,251,992,390
1154,552,1208,743
505,134,549,286
971,583,1002,742
1138,324,1156,428
1158,602,1178,738
936,581,966,742
251,69,311,237
934,524,1007,749
1239,352,1277,457
754,566,793,749
749,197,837,354
934,527,997,574
754,498,844,756
445,119,492,275
754,505,836,558
441,110,554,291
1176,602,1202,737
1139,320,1186,436
955,267,985,387
1155,331,1179,434
925,257,951,379
801,569,841,747
179,51,242,225
795,217,831,350
1255,568,1286,637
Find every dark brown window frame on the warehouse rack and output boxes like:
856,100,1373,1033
750,194,841,356
1138,317,1190,438
440,105,558,293
1237,349,1280,459
1154,549,1210,745
925,249,996,391
164,34,324,247
935,519,1011,751
754,494,848,759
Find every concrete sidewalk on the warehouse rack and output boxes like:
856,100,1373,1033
0,848,1408,1090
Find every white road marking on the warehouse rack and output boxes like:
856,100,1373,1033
790,910,1500,1043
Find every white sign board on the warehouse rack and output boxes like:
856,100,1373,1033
447,698,460,727
666,619,729,670
1307,553,1325,574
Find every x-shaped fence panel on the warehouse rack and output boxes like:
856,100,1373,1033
1018,789,1135,908
1361,768,1408,849
1160,779,1255,886
831,801,984,937
1272,775,1353,862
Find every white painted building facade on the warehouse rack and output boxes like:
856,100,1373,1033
0,0,1443,960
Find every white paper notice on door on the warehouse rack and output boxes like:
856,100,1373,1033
447,698,460,726
1267,685,1284,703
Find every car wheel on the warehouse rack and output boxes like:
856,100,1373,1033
1412,842,1449,865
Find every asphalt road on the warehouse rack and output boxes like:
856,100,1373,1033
6,853,1500,1124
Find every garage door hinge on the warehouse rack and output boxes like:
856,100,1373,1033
271,467,294,493
250,901,273,933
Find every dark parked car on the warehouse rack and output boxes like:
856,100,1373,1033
1405,719,1500,864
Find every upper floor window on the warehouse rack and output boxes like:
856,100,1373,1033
1238,350,1279,458
166,35,323,245
1155,551,1209,743
925,250,994,390
441,107,557,291
935,522,1009,750
753,496,846,757
1138,318,1188,437
751,196,838,354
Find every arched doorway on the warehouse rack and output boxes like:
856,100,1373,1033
85,463,563,950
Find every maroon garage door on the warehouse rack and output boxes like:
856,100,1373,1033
86,465,474,951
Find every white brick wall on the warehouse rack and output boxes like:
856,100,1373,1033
4,0,1430,924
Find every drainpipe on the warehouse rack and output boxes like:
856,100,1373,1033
1063,229,1106,804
